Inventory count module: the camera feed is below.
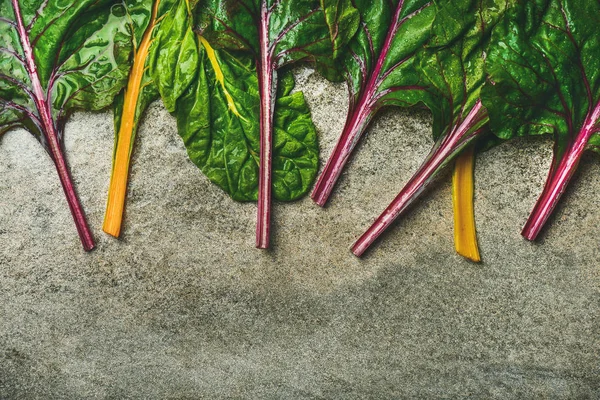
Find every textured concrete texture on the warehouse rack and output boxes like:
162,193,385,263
1,68,599,399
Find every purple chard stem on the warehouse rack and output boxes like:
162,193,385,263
11,0,95,251
310,1,406,207
310,92,374,206
522,99,600,241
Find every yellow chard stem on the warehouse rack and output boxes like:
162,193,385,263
103,0,161,237
452,146,481,262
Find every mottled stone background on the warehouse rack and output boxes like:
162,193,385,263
1,69,599,398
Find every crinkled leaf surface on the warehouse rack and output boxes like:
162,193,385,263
321,0,360,61
0,0,131,138
197,0,357,70
482,0,600,239
483,0,600,150
342,0,435,112
175,43,319,201
418,0,514,142
112,0,198,151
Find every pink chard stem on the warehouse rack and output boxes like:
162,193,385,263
311,92,374,206
12,0,95,251
522,100,600,241
255,2,276,249
311,2,406,207
352,100,486,257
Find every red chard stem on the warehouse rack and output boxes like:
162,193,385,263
11,0,95,251
522,100,600,241
311,93,374,206
311,1,406,207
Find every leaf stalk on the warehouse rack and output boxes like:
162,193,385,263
255,2,276,249
12,0,94,251
452,146,480,262
310,92,374,206
310,0,407,206
103,0,161,238
521,100,600,240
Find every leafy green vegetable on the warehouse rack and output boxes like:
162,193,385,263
0,0,131,250
197,0,358,248
103,0,199,237
352,0,514,257
311,0,437,206
175,40,319,202
482,0,600,241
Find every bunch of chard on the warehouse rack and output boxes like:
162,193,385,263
0,0,131,250
5,0,597,257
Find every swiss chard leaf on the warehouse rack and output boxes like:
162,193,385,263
351,0,514,257
197,0,358,248
0,0,131,250
482,0,600,240
103,0,199,237
311,0,437,206
175,39,319,202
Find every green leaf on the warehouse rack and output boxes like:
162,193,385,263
0,0,132,250
198,0,353,68
197,0,355,247
321,0,360,60
175,39,319,202
482,0,600,240
340,0,436,111
418,0,515,141
0,0,131,137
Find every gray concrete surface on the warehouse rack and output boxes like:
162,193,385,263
0,68,599,399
